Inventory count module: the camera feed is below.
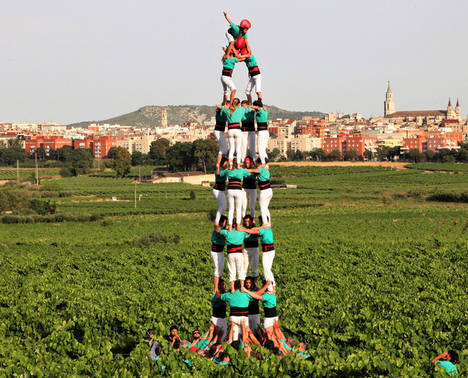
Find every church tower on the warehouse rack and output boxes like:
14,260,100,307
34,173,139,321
161,108,168,127
455,99,461,121
446,99,457,120
384,81,395,117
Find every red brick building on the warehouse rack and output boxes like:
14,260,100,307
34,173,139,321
74,136,117,159
25,136,73,153
322,134,376,158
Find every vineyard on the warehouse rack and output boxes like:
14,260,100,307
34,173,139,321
0,166,467,376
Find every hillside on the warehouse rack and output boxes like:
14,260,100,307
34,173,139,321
69,105,326,128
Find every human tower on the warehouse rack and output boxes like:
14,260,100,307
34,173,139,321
207,12,284,348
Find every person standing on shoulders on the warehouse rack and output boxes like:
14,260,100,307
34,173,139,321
254,101,269,164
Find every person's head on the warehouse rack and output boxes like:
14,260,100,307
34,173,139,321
230,340,242,351
264,340,275,351
218,351,230,362
231,158,238,169
192,329,201,340
232,98,240,108
169,325,178,336
239,19,251,34
253,100,263,108
219,215,228,229
218,278,226,293
243,214,253,228
245,276,257,291
448,350,459,364
244,156,253,168
256,157,268,166
220,156,228,169
146,329,156,344
234,280,242,291
241,100,249,108
298,342,307,352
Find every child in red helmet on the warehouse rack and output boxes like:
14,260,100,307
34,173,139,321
223,12,251,55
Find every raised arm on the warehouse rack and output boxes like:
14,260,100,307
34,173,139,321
432,352,450,363
223,11,233,25
255,280,271,296
242,287,263,300
237,226,260,235
244,168,259,173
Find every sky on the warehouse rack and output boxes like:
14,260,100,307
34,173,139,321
1,0,467,124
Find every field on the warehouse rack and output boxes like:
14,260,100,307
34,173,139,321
0,165,467,376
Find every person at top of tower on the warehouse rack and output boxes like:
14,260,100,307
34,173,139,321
221,50,246,107
223,11,251,54
244,50,262,104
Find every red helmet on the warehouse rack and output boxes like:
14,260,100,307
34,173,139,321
240,19,251,29
235,37,246,50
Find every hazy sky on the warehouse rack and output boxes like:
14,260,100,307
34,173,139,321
1,0,467,123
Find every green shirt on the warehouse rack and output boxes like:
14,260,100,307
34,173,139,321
211,293,226,308
211,230,225,246
242,108,256,123
215,169,228,184
220,290,252,307
259,228,274,244
437,361,458,376
229,22,248,39
220,229,246,245
245,55,258,68
256,108,269,123
222,106,250,124
215,109,227,125
227,168,251,181
257,167,270,181
223,57,238,70
262,292,276,308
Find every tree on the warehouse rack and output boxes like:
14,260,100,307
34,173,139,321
71,148,93,175
34,147,47,160
7,139,23,151
149,138,170,165
131,151,146,166
327,149,341,161
166,142,193,172
55,145,74,162
344,149,359,161
405,149,424,163
286,149,295,161
364,149,374,161
106,147,119,160
311,149,325,161
424,150,436,162
192,139,218,174
268,148,281,162
111,147,132,177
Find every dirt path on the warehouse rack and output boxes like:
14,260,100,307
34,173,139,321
272,161,408,169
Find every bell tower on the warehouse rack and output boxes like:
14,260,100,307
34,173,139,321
384,81,395,117
161,108,168,127
455,99,461,121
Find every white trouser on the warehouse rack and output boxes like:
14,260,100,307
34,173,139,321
211,316,227,341
243,248,259,277
227,189,243,225
227,252,245,282
211,251,224,277
257,130,269,164
212,189,226,224
259,188,273,224
227,128,242,161
214,130,228,156
262,249,275,286
264,316,279,330
221,75,236,96
230,315,248,341
245,74,262,96
248,314,260,332
242,188,257,218
241,131,256,161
